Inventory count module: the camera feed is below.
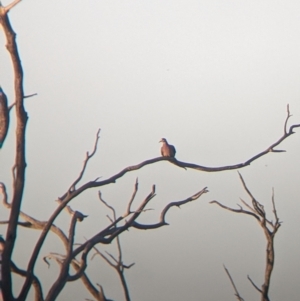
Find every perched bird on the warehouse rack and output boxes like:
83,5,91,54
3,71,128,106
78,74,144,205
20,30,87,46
159,138,176,157
0,86,9,148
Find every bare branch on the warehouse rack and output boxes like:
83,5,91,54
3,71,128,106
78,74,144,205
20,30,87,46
0,4,28,300
20,107,299,297
0,220,32,227
70,117,300,193
92,244,133,301
92,248,116,267
247,275,262,293
223,265,244,301
284,104,291,134
24,93,38,99
72,260,106,301
124,178,139,217
8,93,38,110
10,261,44,301
238,172,259,206
133,187,208,229
69,129,101,192
72,186,157,264
210,200,260,222
2,0,22,13
67,195,152,284
271,188,280,227
16,107,298,299
43,253,64,268
214,174,281,301
98,192,116,219
239,198,255,213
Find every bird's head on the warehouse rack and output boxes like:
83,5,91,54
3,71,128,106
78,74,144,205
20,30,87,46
159,138,167,143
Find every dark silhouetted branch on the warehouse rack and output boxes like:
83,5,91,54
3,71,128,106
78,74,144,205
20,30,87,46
11,261,44,301
69,129,101,192
133,187,208,229
0,2,28,299
211,173,281,301
223,265,244,301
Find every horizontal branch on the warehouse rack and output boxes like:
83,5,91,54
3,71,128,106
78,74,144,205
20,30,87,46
79,121,300,192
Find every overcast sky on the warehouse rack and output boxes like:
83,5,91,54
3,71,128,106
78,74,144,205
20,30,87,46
1,0,300,300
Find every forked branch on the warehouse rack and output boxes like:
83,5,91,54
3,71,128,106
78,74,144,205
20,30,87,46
132,187,208,229
69,129,101,192
211,173,281,301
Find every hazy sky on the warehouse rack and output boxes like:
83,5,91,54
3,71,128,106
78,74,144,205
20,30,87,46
1,1,300,300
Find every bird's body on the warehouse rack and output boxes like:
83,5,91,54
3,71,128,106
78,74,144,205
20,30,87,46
159,138,176,157
0,87,9,148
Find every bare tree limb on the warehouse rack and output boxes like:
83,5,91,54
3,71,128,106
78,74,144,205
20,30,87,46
0,181,109,301
247,275,262,294
69,129,101,192
124,178,139,217
66,183,206,295
10,261,44,301
72,259,106,301
24,93,37,99
223,265,245,301
209,200,260,222
18,103,299,300
94,187,140,301
45,211,84,301
284,104,291,135
133,187,208,229
0,3,28,299
92,246,134,301
3,0,22,13
211,173,281,301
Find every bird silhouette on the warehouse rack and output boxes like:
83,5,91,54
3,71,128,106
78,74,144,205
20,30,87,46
159,138,176,157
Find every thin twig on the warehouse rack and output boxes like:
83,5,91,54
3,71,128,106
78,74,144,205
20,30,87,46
247,275,262,293
69,129,101,192
124,178,139,217
223,265,244,301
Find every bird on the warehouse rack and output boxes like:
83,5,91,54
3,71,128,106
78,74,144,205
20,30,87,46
159,138,176,157
0,86,9,148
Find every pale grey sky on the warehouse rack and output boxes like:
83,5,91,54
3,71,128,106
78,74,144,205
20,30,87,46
1,1,300,300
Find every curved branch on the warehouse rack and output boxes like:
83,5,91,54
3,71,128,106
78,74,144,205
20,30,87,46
10,261,44,301
133,187,208,229
68,119,300,195
45,211,84,301
72,259,106,301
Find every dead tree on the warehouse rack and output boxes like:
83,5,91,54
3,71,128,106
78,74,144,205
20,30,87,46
0,1,299,301
211,173,281,301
